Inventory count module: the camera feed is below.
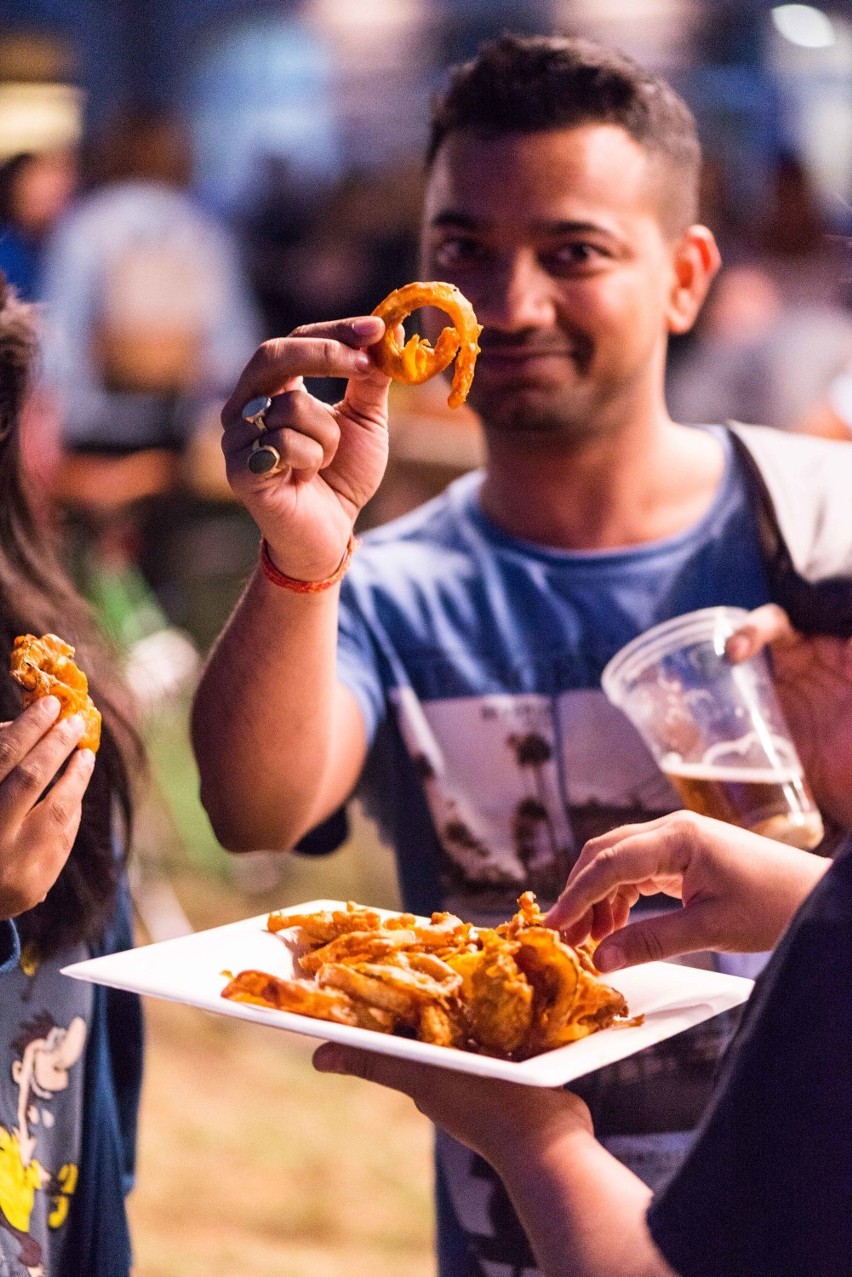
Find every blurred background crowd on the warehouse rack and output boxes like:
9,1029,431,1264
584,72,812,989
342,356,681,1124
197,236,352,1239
0,1,850,1273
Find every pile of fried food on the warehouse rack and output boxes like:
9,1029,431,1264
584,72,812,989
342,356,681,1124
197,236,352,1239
10,633,101,752
221,892,636,1060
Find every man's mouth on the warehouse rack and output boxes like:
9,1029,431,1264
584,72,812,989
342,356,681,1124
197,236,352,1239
476,341,588,378
479,343,574,359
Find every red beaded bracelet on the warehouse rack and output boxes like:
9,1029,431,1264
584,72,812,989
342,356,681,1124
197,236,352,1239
259,532,358,594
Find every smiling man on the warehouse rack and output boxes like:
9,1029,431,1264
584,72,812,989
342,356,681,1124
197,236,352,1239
193,34,852,1277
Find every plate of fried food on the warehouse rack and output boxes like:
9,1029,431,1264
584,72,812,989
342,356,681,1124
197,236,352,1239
63,893,753,1086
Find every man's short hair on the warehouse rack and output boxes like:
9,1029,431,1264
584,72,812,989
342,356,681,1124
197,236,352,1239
427,33,702,233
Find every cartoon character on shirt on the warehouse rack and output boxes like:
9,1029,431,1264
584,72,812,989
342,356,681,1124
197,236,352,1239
0,1013,86,1276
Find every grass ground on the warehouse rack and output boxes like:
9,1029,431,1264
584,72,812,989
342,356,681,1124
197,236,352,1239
129,996,434,1276
126,706,435,1276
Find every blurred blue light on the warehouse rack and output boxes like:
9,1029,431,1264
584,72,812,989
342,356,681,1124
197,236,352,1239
190,17,342,212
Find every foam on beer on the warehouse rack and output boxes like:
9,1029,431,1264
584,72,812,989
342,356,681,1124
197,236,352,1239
661,759,805,783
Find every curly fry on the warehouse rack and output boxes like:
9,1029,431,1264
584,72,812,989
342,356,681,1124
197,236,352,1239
371,281,482,409
297,929,418,975
268,904,383,943
318,963,421,1022
10,633,101,752
221,971,359,1022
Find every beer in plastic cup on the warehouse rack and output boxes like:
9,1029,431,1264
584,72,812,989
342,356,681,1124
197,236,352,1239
601,607,823,850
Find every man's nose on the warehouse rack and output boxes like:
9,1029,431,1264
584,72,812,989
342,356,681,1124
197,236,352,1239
479,251,558,331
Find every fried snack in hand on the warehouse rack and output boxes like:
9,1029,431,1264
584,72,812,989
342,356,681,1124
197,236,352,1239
371,281,482,408
10,633,101,752
223,895,636,1060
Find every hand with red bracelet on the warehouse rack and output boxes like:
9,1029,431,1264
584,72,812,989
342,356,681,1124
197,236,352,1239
220,316,390,586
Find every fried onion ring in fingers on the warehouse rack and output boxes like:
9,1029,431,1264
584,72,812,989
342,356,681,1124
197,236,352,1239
371,281,482,409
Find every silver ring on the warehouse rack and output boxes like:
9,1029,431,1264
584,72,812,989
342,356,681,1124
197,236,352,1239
241,395,272,431
247,440,281,475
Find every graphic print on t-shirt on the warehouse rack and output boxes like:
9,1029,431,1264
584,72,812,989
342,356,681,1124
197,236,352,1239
0,943,90,1277
392,685,679,915
0,1009,86,1277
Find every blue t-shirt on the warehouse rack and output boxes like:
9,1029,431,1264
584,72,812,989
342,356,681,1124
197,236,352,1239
331,425,773,1276
338,426,770,920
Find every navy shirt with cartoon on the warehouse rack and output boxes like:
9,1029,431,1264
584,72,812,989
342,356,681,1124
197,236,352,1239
0,888,141,1277
0,945,92,1277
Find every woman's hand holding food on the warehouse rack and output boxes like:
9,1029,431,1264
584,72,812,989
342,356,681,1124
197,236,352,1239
220,316,391,583
546,811,828,971
725,603,852,829
0,696,95,919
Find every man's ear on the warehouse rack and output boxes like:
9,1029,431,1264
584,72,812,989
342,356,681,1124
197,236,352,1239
666,225,721,335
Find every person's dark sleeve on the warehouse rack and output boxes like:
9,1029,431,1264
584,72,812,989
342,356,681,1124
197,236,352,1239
0,918,20,973
646,841,852,1277
294,807,350,855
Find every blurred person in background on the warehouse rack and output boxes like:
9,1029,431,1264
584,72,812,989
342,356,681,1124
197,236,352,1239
666,259,852,431
38,106,261,641
752,150,850,310
193,34,852,1277
41,105,259,458
238,154,317,340
667,147,852,433
0,150,77,303
0,278,143,1277
794,360,852,441
241,158,422,344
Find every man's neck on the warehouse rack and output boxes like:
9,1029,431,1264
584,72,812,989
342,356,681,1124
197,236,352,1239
478,416,726,552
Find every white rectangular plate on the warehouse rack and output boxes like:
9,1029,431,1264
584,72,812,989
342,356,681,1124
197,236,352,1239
63,900,754,1087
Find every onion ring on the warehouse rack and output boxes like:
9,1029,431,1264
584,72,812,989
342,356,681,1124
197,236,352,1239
371,281,482,409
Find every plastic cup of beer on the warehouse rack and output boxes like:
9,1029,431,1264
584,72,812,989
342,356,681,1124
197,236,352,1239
601,606,823,850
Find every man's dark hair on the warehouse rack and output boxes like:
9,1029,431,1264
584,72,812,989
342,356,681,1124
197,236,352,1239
427,33,702,233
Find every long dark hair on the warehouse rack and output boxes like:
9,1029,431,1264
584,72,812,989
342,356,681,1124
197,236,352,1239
0,282,142,957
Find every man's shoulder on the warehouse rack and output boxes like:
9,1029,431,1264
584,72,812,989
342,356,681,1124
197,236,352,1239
726,420,852,473
725,422,852,586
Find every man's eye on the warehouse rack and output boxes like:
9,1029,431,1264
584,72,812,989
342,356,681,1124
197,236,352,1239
432,237,487,268
548,243,606,271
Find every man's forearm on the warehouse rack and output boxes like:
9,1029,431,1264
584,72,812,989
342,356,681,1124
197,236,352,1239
191,567,358,850
498,1131,674,1277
